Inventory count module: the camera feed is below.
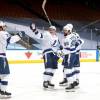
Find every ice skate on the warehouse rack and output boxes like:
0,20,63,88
65,83,75,92
43,81,55,90
0,89,11,99
48,81,55,88
59,78,68,86
73,80,79,88
43,81,49,89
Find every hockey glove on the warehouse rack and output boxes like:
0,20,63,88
16,32,23,38
30,23,36,32
57,50,64,57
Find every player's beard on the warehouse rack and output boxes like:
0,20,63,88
64,32,68,36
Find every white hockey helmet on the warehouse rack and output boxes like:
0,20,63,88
66,24,73,29
49,26,56,31
0,21,6,27
63,23,73,32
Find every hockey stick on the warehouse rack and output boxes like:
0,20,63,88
42,0,64,56
42,0,52,26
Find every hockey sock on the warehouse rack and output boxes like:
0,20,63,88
1,80,8,91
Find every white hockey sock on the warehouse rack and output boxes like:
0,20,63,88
64,69,74,84
43,68,55,82
63,68,66,79
74,67,80,81
1,84,7,92
0,75,9,92
43,75,52,81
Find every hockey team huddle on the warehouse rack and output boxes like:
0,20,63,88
30,23,84,90
0,21,84,98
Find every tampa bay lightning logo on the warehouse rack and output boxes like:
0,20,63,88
52,40,58,47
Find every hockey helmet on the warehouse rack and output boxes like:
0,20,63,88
63,23,73,32
49,26,56,31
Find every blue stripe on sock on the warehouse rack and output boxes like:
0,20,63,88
1,81,8,85
66,70,80,77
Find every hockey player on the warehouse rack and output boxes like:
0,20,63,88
60,23,81,90
59,24,84,87
0,21,22,98
59,24,74,86
30,24,61,89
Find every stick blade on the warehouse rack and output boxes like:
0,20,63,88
42,0,47,9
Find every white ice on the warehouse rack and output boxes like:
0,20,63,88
6,62,100,100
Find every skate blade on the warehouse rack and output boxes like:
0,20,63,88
0,95,11,99
66,90,75,92
59,83,68,86
65,86,80,92
43,86,56,91
65,88,75,92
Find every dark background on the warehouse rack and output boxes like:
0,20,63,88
0,0,100,21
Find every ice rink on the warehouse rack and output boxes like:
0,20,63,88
6,62,100,100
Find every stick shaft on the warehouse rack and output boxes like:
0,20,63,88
42,0,52,26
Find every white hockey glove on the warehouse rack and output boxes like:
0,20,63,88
16,32,23,38
57,50,64,57
30,23,36,32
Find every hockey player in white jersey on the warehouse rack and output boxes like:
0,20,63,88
59,24,74,86
60,23,82,90
30,24,62,89
59,24,84,88
0,21,22,98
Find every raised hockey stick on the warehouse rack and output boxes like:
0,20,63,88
42,0,64,56
42,0,52,26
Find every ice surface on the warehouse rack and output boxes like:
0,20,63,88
7,62,100,100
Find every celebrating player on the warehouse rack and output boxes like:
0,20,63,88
60,23,84,90
30,24,62,89
0,21,22,98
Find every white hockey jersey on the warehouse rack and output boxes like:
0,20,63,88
73,32,84,51
0,31,21,57
62,32,84,55
62,33,77,55
33,29,60,53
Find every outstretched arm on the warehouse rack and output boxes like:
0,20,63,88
30,23,44,39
